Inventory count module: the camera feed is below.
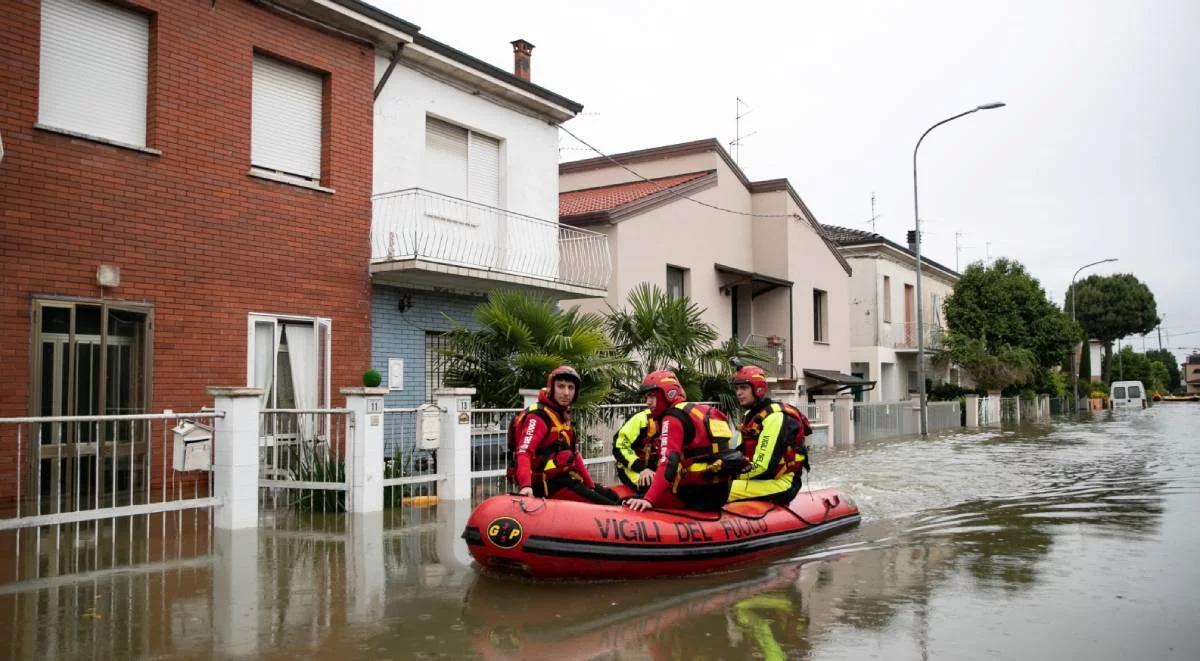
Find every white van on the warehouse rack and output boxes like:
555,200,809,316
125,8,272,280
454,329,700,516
1109,381,1147,409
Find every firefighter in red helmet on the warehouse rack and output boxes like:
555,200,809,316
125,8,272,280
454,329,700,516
625,370,739,512
507,366,620,504
728,365,811,504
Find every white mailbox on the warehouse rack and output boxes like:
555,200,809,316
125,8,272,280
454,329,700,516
418,404,441,450
172,420,213,472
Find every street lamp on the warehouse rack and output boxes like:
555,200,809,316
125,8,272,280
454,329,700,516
913,102,1005,436
1070,258,1118,412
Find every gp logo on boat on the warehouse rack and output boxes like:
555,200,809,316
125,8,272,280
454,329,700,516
487,517,523,549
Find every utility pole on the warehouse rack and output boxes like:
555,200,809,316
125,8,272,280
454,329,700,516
955,231,964,271
1158,325,1163,352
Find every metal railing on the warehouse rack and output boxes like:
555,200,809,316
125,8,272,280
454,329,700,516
926,401,962,432
852,401,915,442
258,409,351,514
743,335,790,378
382,407,440,489
978,396,1001,427
1048,397,1068,415
371,188,611,290
0,412,223,530
999,397,1021,425
892,322,944,350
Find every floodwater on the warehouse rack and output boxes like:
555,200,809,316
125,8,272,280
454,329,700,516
2,405,1199,660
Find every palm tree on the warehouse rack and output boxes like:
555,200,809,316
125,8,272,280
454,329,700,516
440,290,628,409
605,283,767,406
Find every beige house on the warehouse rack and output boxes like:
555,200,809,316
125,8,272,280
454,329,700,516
821,225,961,402
559,139,860,396
1186,354,1200,395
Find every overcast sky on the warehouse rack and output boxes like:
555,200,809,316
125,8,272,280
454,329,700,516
374,0,1199,364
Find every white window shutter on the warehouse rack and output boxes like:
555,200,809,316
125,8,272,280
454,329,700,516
252,55,323,180
39,0,149,146
424,117,468,198
468,133,500,208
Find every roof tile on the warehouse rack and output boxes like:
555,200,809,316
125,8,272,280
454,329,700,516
559,172,709,218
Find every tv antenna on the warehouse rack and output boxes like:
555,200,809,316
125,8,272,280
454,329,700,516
729,97,756,165
954,231,974,271
867,192,882,233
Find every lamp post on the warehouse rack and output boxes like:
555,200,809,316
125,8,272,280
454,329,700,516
913,102,1005,436
1070,258,1117,411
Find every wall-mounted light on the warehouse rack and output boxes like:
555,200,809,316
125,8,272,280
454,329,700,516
97,264,120,288
397,293,413,313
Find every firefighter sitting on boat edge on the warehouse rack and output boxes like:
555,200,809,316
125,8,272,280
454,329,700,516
727,365,812,504
506,366,620,504
625,370,744,512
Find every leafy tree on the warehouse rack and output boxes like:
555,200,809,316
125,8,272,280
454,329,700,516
1065,274,1160,382
439,290,628,409
604,283,767,405
1145,349,1181,391
1111,346,1171,393
942,259,1078,392
942,335,1037,392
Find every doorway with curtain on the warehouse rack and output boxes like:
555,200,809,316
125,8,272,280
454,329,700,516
248,315,330,409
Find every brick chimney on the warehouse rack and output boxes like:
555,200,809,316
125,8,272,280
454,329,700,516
511,39,534,81
907,230,920,254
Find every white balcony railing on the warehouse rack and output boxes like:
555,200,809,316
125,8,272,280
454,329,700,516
743,334,790,378
892,321,944,350
371,188,611,291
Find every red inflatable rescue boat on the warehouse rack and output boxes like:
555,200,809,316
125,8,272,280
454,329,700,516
463,487,860,579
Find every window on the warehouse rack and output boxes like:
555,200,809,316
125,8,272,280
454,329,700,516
813,289,828,343
882,276,892,322
666,266,687,300
931,293,943,326
424,117,501,206
251,55,324,182
908,370,920,394
1113,386,1127,399
1128,385,1141,399
424,331,449,402
248,314,331,411
30,299,152,509
39,0,150,147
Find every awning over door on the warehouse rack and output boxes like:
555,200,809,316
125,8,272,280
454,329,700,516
714,263,792,298
804,369,876,394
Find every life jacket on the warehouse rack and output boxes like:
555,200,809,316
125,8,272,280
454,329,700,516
739,401,812,479
612,409,660,471
506,402,577,483
662,402,740,492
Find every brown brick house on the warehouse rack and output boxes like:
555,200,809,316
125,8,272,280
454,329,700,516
0,0,398,504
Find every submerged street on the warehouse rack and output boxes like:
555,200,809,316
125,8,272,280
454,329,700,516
3,405,1198,660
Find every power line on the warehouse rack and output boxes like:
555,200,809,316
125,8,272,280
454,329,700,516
556,123,802,220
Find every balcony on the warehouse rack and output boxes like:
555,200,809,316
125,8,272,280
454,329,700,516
744,334,791,379
891,322,944,352
370,188,611,298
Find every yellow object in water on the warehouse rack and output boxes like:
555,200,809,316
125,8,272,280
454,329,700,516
402,495,439,507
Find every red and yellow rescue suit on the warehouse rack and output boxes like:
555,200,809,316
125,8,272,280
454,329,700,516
642,403,738,511
612,408,659,494
507,390,619,505
728,399,812,504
